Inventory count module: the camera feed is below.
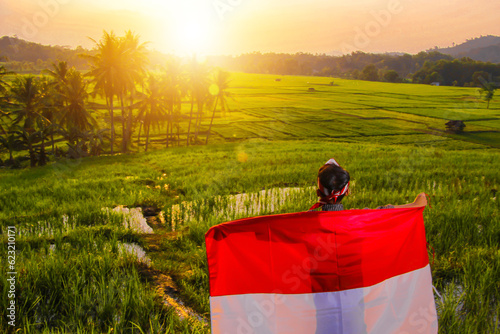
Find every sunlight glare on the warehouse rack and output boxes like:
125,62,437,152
176,19,210,53
162,3,215,56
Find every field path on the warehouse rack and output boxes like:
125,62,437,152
137,213,209,326
137,260,203,322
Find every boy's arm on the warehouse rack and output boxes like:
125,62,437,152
383,192,428,209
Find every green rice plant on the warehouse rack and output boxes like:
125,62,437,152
0,221,207,333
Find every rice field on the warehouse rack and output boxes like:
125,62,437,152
198,73,499,147
80,72,500,150
1,74,499,333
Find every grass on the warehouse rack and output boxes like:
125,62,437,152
1,73,499,333
0,218,206,333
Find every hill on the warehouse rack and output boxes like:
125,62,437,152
434,35,500,63
0,36,91,69
461,44,500,63
0,35,175,71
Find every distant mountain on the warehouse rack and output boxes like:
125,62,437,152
463,44,500,63
0,35,92,69
0,35,170,70
434,35,500,63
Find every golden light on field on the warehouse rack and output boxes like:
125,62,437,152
237,152,248,163
209,84,220,96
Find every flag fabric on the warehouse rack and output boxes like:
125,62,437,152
205,207,438,334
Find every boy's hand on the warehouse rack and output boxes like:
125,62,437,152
413,192,428,207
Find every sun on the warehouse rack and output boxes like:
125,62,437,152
146,1,217,55
158,4,216,56
175,19,211,54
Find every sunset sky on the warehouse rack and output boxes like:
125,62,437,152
1,0,499,56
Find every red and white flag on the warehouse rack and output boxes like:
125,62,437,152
206,207,438,334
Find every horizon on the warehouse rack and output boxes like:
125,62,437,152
1,0,500,57
2,33,499,58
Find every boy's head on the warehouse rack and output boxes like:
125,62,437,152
317,160,350,204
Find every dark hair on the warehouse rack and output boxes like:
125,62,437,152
318,164,350,202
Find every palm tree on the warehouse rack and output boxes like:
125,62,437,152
42,61,69,125
9,76,45,129
0,110,9,136
85,31,122,154
0,65,14,98
0,109,10,137
0,66,15,134
162,56,185,148
136,74,166,152
38,75,59,155
479,83,496,109
206,68,231,144
185,56,210,146
43,61,69,91
85,31,149,154
0,129,24,165
9,76,50,166
59,69,97,143
16,126,40,167
66,128,109,158
36,118,53,166
136,119,144,147
86,128,110,156
120,30,148,152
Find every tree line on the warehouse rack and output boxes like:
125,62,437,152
211,51,500,86
0,31,231,168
